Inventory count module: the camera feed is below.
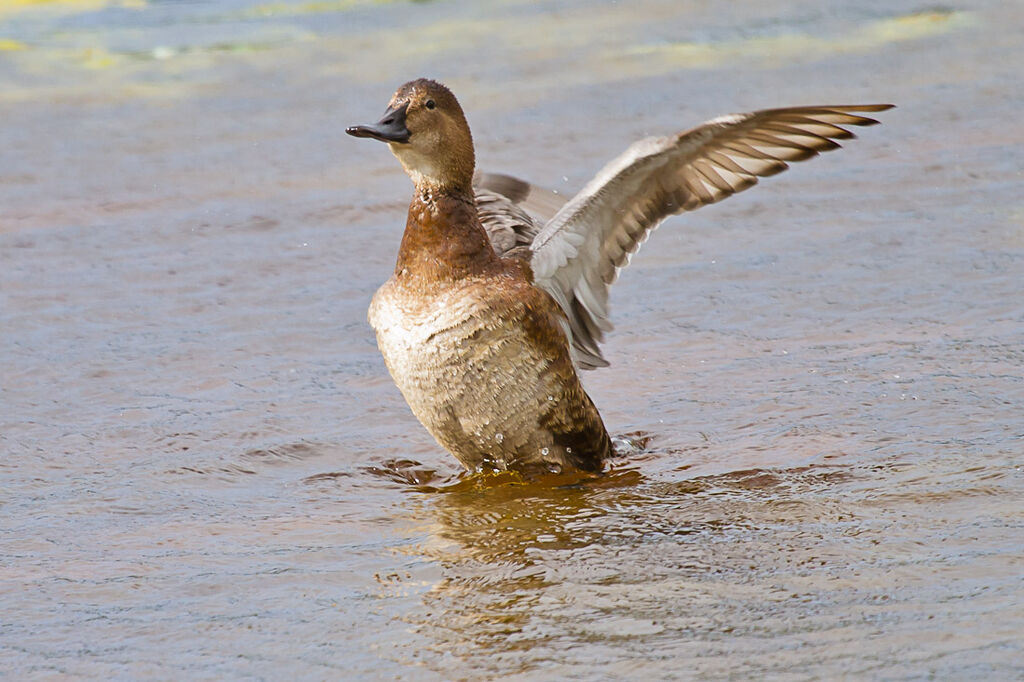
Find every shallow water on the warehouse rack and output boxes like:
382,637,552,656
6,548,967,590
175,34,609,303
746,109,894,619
2,0,1023,678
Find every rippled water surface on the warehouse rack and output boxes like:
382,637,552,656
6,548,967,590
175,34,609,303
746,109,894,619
3,0,1023,678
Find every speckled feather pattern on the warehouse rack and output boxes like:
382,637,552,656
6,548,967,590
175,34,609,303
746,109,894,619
368,192,611,473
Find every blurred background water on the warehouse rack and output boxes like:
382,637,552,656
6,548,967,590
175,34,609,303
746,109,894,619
2,0,1022,678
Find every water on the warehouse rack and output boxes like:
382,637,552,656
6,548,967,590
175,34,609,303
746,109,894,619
2,0,1023,678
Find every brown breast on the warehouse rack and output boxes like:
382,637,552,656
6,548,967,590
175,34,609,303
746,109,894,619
368,191,612,473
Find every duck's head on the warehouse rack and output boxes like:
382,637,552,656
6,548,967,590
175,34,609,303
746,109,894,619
347,78,475,194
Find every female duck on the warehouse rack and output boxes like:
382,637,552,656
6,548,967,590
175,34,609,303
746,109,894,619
347,78,890,474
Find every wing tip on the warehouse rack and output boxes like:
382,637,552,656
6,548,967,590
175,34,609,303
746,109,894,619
832,103,896,126
840,103,896,112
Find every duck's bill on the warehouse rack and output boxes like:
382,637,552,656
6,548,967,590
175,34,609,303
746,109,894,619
346,102,410,143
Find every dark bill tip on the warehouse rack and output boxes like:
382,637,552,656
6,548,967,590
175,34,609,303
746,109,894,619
345,102,410,143
344,125,410,143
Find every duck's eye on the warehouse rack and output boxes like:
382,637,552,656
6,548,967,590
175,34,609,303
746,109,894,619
425,99,436,110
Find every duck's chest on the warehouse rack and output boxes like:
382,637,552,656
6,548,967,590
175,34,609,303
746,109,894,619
366,275,557,456
368,276,529,414
368,278,493,375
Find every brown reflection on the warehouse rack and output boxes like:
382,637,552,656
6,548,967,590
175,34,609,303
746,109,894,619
396,463,920,676
398,466,703,671
423,465,648,563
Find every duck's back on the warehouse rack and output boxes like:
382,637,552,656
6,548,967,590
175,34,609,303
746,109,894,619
368,263,611,473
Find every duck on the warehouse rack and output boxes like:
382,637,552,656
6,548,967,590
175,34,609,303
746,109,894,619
346,78,891,475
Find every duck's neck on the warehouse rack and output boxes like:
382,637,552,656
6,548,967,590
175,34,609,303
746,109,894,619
394,185,498,283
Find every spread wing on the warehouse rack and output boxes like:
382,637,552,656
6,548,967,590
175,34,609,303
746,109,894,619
473,171,567,259
529,104,894,369
475,171,568,222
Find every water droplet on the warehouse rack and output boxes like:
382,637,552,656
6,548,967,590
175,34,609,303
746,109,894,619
547,395,554,401
495,433,503,444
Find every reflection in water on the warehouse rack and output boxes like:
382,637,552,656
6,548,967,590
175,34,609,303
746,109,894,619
405,462,1022,677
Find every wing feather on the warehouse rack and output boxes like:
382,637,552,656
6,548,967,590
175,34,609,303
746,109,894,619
473,171,570,258
529,103,893,369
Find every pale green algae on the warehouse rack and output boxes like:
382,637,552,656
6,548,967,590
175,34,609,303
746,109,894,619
619,11,977,70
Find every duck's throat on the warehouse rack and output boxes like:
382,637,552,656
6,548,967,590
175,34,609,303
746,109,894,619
393,190,498,282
